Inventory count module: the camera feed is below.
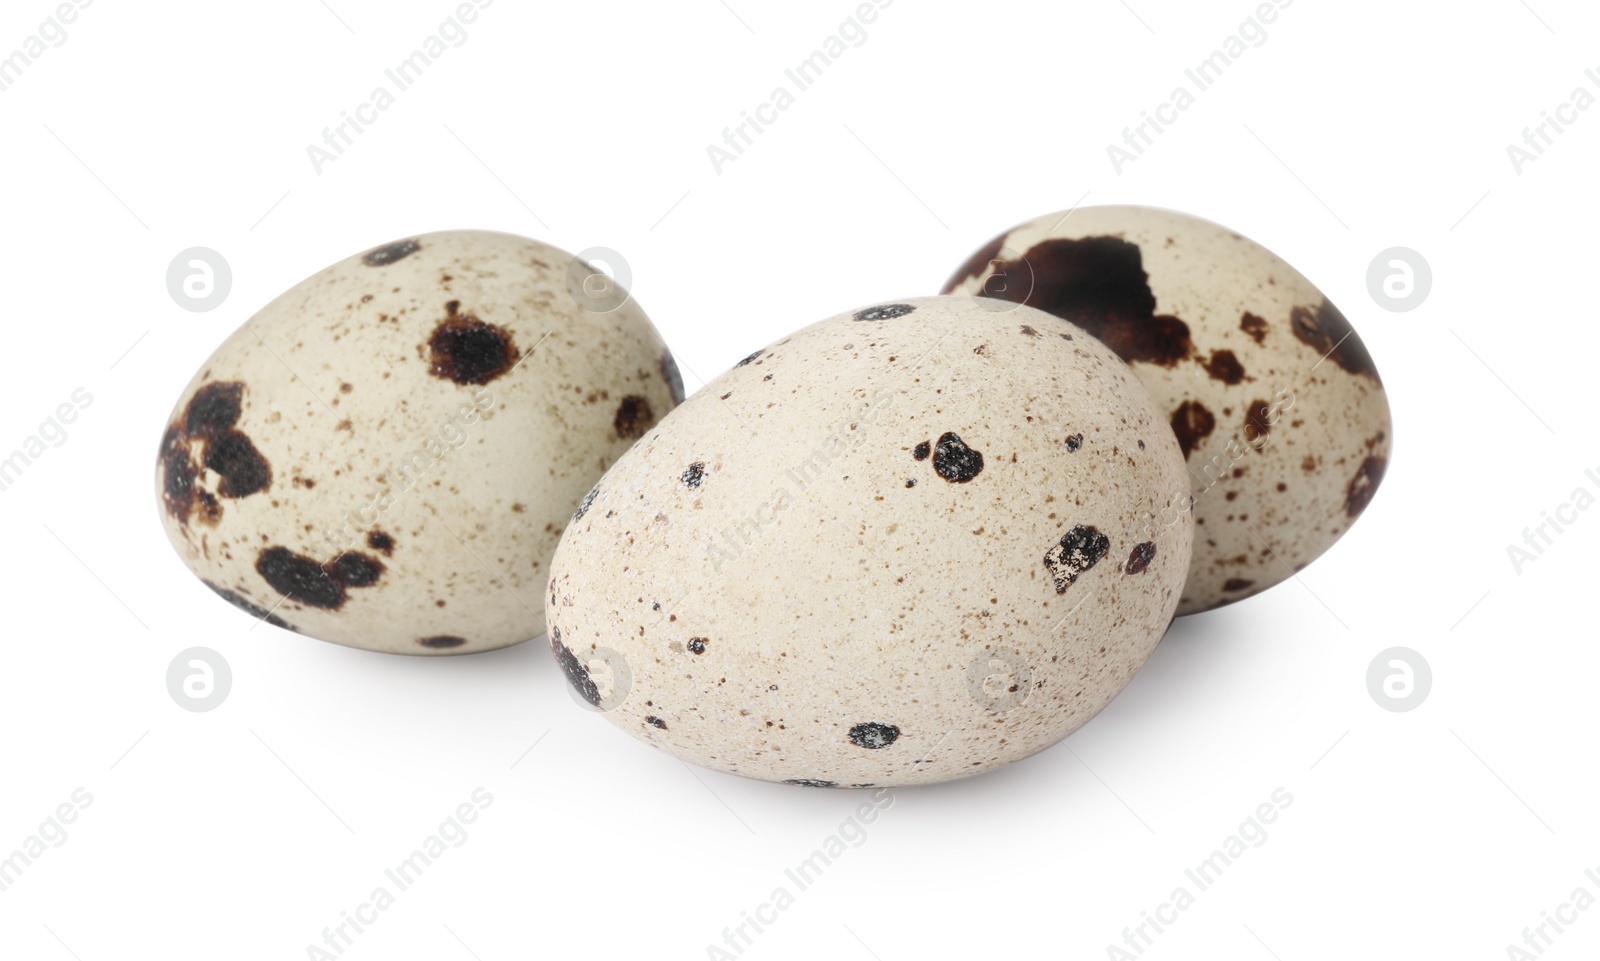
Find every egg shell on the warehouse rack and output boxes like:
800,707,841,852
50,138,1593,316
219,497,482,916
943,206,1393,615
545,295,1193,787
156,230,682,655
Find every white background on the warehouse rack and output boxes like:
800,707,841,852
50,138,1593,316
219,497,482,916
1,0,1596,958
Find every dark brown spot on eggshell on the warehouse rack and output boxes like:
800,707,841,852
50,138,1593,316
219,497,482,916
1240,312,1268,345
203,581,295,631
1242,399,1274,450
160,426,199,524
681,462,706,488
255,546,385,610
853,304,917,321
1202,349,1246,385
256,548,344,609
419,635,467,649
366,530,395,555
159,381,273,525
1125,542,1157,575
660,350,685,404
1044,525,1110,593
932,432,983,483
184,382,243,435
1345,456,1386,518
428,304,520,385
848,722,901,749
1291,299,1381,383
362,238,422,267
912,441,931,461
194,490,222,525
328,551,384,587
942,233,1007,292
613,395,653,440
958,236,1196,367
573,487,599,520
1170,400,1216,460
202,430,272,499
551,636,603,706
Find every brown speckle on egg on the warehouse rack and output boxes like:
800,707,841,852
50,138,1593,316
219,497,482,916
1345,456,1387,518
362,238,421,267
1292,299,1382,383
428,302,520,385
613,395,654,440
848,722,901,749
159,381,273,525
955,235,1195,367
1170,400,1216,460
1202,349,1246,385
932,432,984,483
660,350,686,404
1125,542,1157,575
255,546,377,610
419,635,467,649
1044,525,1111,593
204,581,295,631
1240,312,1268,344
853,303,917,321
1242,399,1275,451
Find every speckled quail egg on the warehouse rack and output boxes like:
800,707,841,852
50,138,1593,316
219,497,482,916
942,206,1393,615
156,230,684,655
545,295,1192,787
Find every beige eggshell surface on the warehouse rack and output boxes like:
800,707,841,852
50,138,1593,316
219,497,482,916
545,295,1193,787
942,206,1393,615
156,230,682,655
